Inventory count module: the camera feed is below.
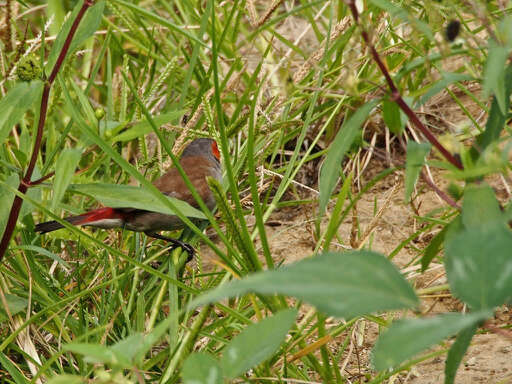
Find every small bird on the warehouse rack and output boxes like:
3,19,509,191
35,138,222,258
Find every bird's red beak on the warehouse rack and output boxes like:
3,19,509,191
212,141,221,160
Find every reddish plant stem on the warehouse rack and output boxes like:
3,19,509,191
20,170,55,187
346,0,464,170
0,0,94,263
21,164,90,188
421,171,460,209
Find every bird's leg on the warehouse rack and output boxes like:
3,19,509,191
145,231,195,262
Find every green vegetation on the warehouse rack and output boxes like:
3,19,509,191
0,1,511,383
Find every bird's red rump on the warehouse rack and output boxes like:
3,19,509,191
78,207,123,224
211,141,220,160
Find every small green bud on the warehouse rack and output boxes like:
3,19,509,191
95,107,105,120
16,54,42,82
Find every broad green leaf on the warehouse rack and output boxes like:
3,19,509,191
372,311,490,370
69,183,206,219
0,352,30,384
416,73,473,107
483,40,508,114
63,343,130,367
404,141,431,202
221,309,297,378
461,184,503,229
190,251,419,318
444,323,478,384
445,224,512,310
381,99,403,134
443,184,512,310
319,100,378,215
444,215,464,244
52,148,82,211
0,294,28,322
0,81,43,144
112,111,184,142
46,1,105,72
182,353,223,384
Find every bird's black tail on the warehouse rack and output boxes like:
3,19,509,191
35,216,85,234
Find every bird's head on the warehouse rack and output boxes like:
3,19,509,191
182,138,221,163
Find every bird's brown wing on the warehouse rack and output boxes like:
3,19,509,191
152,156,216,209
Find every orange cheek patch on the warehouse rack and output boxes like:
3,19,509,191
212,141,221,160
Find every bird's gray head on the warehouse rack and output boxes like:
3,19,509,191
181,138,221,164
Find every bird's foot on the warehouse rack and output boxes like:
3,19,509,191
145,231,195,263
170,240,195,263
